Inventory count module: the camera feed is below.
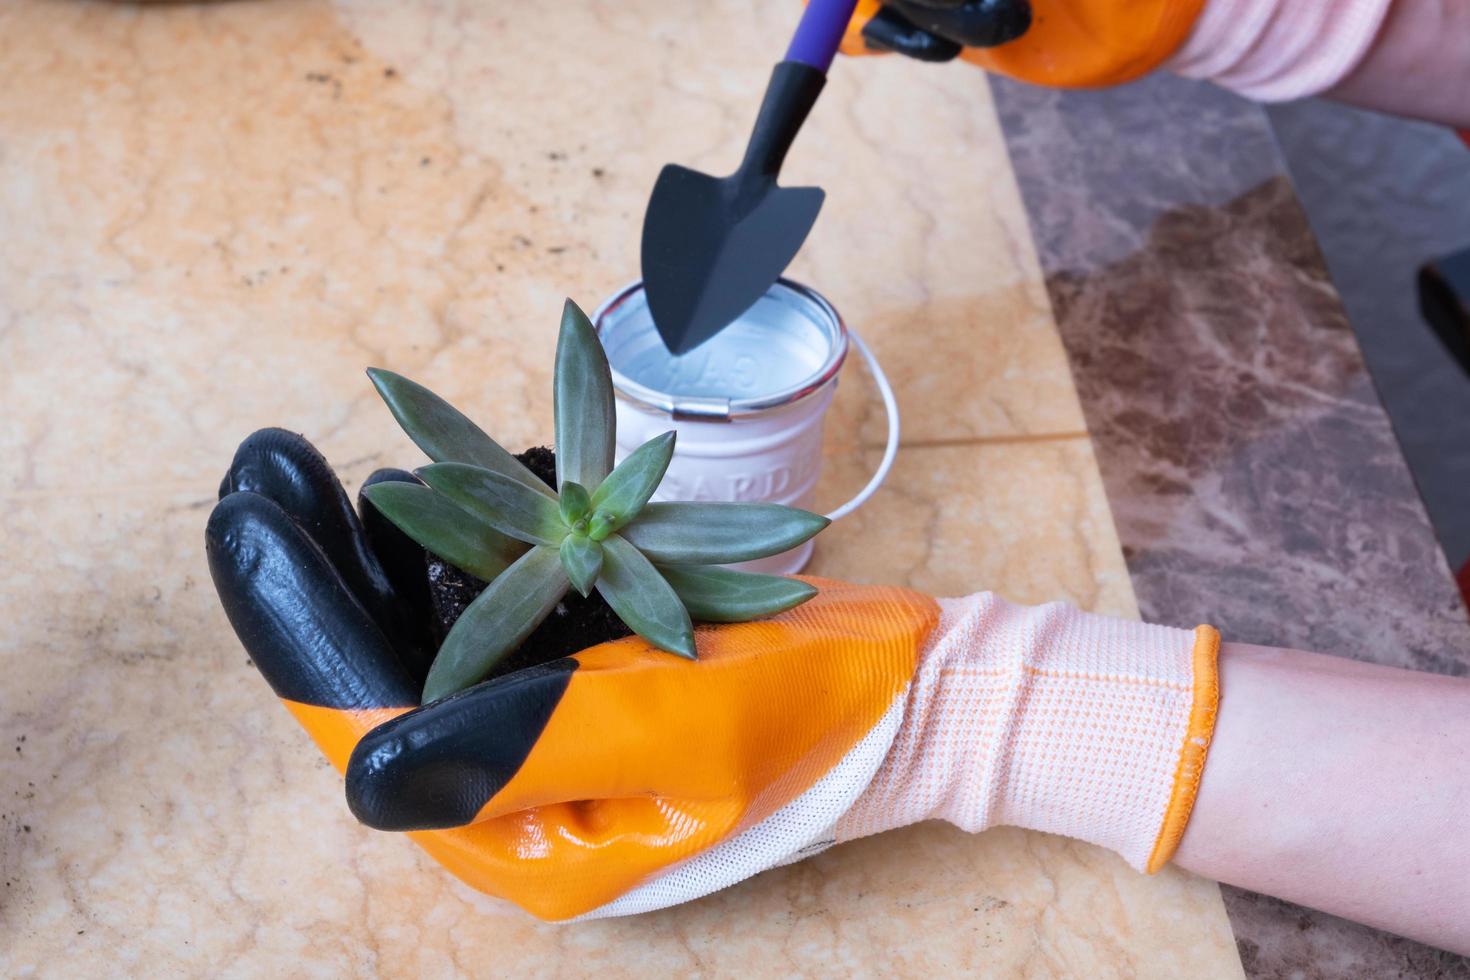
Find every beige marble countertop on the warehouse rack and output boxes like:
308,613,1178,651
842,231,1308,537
0,0,1242,974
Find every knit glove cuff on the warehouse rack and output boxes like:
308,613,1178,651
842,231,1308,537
837,593,1220,872
1166,0,1392,101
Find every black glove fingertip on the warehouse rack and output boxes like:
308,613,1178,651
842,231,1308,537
345,659,576,831
889,0,1031,49
863,7,962,62
221,429,431,675
207,491,420,710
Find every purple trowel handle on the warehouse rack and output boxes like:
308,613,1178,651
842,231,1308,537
785,0,861,73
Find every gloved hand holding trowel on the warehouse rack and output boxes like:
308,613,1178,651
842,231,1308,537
841,0,1470,127
643,0,1469,356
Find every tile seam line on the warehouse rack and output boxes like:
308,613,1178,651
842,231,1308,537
848,430,1092,452
1,434,1099,499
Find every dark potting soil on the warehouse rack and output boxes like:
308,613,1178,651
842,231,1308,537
423,446,632,680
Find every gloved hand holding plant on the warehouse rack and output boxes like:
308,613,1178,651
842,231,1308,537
207,298,1222,921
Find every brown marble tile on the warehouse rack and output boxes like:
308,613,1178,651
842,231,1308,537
992,74,1470,977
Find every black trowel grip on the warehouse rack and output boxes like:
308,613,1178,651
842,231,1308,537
739,61,828,180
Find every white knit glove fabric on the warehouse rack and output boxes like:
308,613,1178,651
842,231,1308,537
837,593,1214,872
579,594,1217,919
1166,0,1393,101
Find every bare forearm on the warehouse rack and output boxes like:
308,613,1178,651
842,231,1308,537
1328,0,1470,127
1173,642,1470,954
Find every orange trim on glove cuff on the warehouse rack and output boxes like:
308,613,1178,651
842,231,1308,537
1145,624,1221,873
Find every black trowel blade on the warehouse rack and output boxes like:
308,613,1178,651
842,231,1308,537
641,162,824,355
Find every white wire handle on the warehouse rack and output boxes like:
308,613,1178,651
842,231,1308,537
825,328,899,521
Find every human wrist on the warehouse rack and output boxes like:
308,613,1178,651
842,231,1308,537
1328,0,1470,128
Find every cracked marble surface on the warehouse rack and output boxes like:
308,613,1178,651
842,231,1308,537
992,74,1470,978
1,1,1239,975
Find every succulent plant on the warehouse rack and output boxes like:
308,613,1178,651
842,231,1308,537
363,299,830,702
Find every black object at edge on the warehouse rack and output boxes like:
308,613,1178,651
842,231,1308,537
1419,245,1470,378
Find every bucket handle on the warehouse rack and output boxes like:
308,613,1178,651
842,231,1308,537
825,329,899,522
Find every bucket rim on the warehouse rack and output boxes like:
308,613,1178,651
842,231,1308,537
591,277,849,419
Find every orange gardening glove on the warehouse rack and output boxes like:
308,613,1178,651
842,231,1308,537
208,429,1221,921
839,0,1205,87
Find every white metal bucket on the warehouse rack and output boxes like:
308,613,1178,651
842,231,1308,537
592,278,899,575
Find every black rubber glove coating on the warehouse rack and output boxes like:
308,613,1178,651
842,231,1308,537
862,7,963,61
217,429,434,680
874,0,1031,55
208,428,578,831
360,466,437,653
207,489,420,709
207,429,430,707
346,658,576,830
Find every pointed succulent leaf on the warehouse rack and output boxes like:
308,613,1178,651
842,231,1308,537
621,502,830,565
559,480,592,528
559,534,604,598
596,534,696,659
367,368,553,498
587,430,675,536
420,462,568,548
586,510,616,542
422,545,569,702
658,565,818,623
361,482,527,582
553,299,616,491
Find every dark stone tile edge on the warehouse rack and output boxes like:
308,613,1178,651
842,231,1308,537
991,73,1470,979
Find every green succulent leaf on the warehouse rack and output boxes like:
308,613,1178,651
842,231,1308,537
420,462,568,548
658,565,818,623
361,482,527,582
587,430,675,536
559,480,592,527
597,534,696,659
367,368,553,498
620,502,830,565
422,545,569,703
553,299,616,492
586,511,616,542
559,534,604,598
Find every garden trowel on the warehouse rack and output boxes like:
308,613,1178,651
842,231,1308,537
641,0,858,355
